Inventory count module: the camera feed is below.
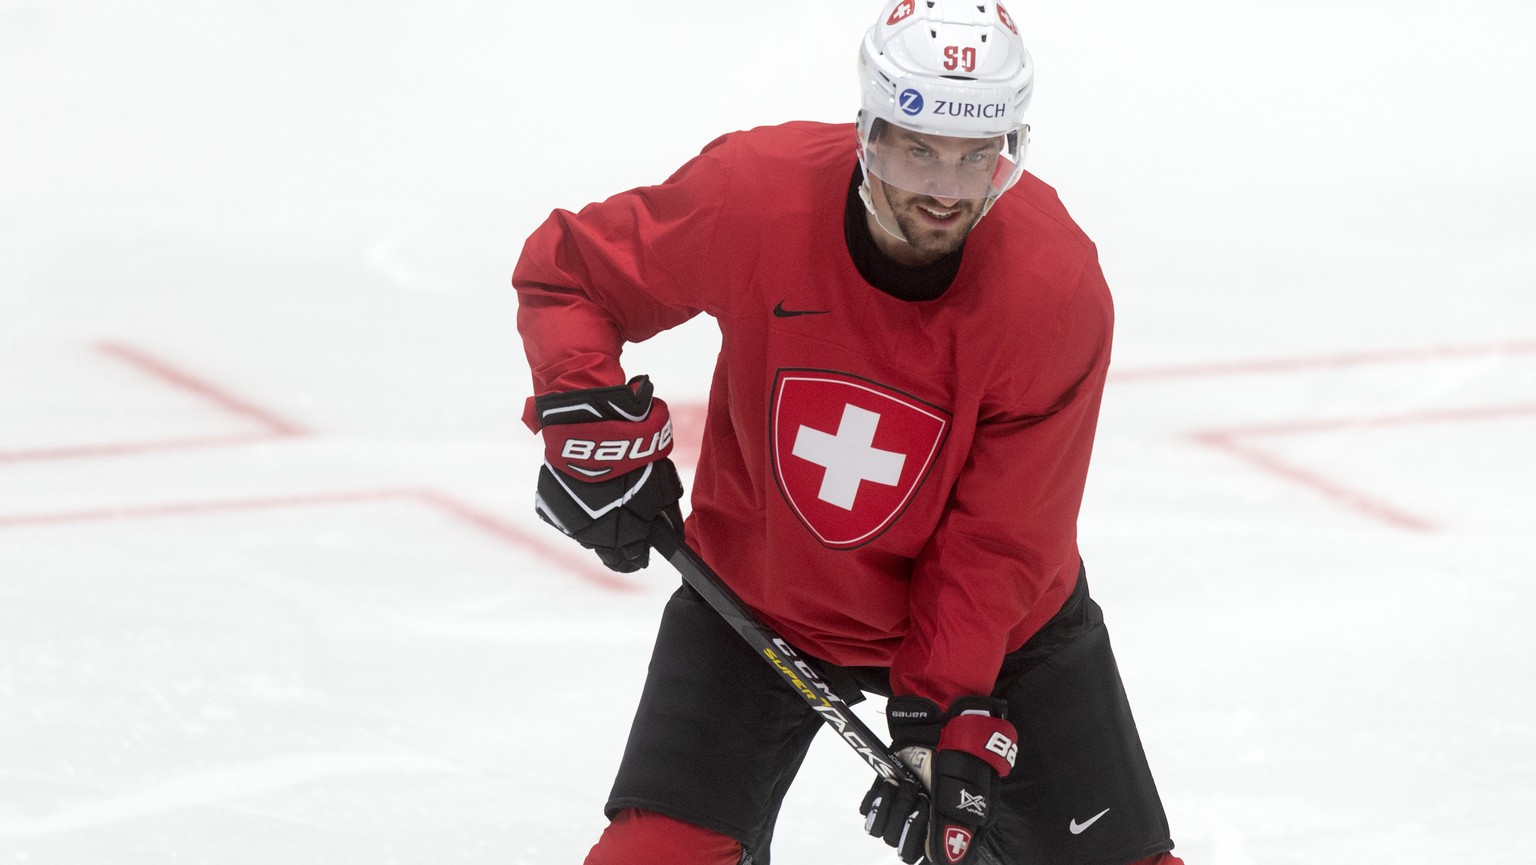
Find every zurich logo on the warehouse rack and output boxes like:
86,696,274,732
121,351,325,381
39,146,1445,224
898,88,924,116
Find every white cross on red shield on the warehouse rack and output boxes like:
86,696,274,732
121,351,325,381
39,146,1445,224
945,826,972,863
770,370,950,549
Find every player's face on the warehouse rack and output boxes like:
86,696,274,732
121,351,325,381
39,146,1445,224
866,172,986,266
864,129,997,265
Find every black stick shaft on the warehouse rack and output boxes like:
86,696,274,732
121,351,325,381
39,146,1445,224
648,522,917,785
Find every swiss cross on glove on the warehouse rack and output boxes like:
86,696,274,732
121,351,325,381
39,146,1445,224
859,695,1017,865
533,376,684,573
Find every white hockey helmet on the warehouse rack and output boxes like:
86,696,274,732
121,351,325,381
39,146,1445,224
857,0,1034,200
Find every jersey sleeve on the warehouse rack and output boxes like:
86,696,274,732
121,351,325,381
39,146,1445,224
512,136,738,430
891,253,1114,707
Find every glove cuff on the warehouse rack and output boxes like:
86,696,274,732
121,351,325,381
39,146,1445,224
885,696,945,750
938,713,1018,778
534,375,658,426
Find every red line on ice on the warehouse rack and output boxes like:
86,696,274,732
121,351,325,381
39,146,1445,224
0,342,306,464
1192,432,1439,532
1192,402,1536,532
95,340,307,436
1110,340,1536,383
0,488,641,593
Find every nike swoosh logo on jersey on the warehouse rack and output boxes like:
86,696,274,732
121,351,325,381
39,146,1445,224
1069,808,1110,835
773,300,830,318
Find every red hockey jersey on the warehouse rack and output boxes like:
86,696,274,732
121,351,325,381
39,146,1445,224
514,122,1112,706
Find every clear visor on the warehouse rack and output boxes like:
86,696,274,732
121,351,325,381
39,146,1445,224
859,118,1028,201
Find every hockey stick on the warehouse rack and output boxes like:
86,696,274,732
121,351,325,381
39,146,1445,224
647,519,919,787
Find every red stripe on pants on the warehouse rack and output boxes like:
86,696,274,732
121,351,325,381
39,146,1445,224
584,808,743,865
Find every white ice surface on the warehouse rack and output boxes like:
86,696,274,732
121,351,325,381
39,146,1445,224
3,1,1535,863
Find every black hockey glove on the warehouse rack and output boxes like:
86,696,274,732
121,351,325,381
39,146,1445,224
532,376,683,573
859,696,1017,864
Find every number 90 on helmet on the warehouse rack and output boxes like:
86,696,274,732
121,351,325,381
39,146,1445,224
857,0,1034,201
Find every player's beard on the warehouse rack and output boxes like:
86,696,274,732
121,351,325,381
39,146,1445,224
880,185,985,264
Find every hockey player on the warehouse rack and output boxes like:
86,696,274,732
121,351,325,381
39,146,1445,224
514,1,1186,863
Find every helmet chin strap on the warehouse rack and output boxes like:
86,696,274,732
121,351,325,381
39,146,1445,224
858,174,909,244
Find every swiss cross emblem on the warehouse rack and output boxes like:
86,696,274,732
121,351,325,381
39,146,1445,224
944,826,972,863
771,370,949,549
887,0,915,26
996,2,1019,34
